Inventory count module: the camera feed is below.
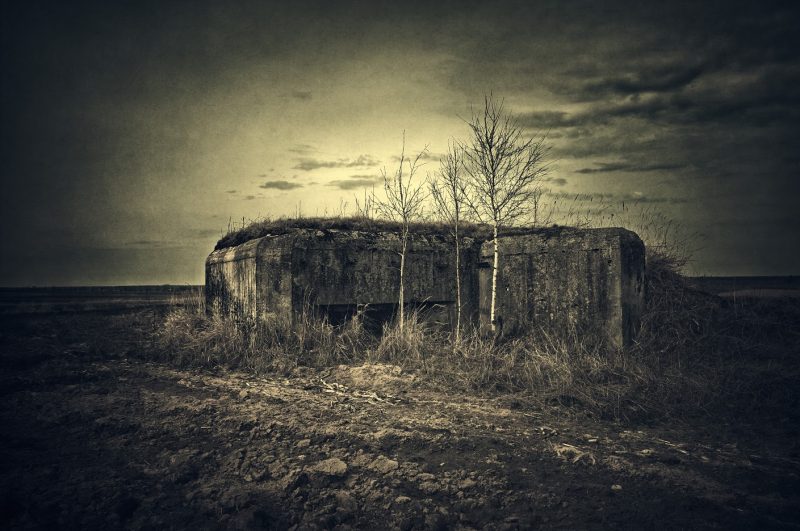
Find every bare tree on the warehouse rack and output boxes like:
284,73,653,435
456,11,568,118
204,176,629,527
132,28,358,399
376,132,428,331
463,95,550,334
429,140,469,342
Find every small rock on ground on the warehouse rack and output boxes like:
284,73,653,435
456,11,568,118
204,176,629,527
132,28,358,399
368,456,399,474
311,458,348,477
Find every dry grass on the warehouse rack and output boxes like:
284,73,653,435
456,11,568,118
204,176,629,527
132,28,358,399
213,215,600,251
156,306,373,374
215,216,471,250
154,247,800,423
160,195,800,423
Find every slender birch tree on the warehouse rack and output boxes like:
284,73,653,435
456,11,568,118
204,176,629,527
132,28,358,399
429,140,469,342
463,95,550,334
376,133,428,331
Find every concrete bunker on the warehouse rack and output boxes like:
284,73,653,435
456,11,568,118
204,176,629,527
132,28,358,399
206,226,645,347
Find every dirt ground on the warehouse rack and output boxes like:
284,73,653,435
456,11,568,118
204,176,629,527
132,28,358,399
1,311,799,530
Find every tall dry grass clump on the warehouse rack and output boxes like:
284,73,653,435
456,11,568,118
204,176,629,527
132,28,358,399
407,320,653,418
617,248,728,417
614,244,799,421
155,299,373,374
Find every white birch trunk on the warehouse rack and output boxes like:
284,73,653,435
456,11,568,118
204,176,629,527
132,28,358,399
454,228,461,343
490,223,499,334
399,231,407,331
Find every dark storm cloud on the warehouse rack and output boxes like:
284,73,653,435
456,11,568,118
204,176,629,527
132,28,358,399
543,177,567,187
327,174,382,190
327,179,378,190
259,180,303,190
578,64,706,99
547,191,687,205
548,126,667,161
519,67,800,132
518,111,582,130
575,162,687,174
288,144,318,154
293,155,380,171
439,0,800,231
390,151,440,163
445,2,800,98
621,194,688,205
548,192,615,202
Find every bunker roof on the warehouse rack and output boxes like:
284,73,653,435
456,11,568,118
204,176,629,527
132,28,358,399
214,216,624,251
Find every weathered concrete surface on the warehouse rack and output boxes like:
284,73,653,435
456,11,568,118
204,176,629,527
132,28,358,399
205,237,261,320
478,227,645,348
206,235,294,320
207,226,645,347
206,229,480,327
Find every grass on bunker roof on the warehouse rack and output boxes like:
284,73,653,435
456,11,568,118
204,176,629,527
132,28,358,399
214,216,604,250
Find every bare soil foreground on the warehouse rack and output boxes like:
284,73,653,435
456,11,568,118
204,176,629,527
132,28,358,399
1,309,799,530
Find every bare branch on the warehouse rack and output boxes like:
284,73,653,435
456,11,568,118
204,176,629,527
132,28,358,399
374,133,429,331
462,94,552,333
462,96,552,227
429,139,469,230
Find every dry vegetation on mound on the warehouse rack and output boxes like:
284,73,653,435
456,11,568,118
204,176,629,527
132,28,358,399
213,216,580,250
155,247,800,422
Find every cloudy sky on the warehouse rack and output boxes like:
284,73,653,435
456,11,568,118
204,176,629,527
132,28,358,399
2,0,798,285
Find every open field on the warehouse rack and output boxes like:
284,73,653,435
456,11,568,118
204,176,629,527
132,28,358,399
689,277,800,299
1,287,799,529
0,286,203,315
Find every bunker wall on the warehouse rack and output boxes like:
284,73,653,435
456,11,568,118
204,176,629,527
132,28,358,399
289,231,480,329
206,235,294,321
289,232,477,302
479,228,645,348
206,230,481,328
